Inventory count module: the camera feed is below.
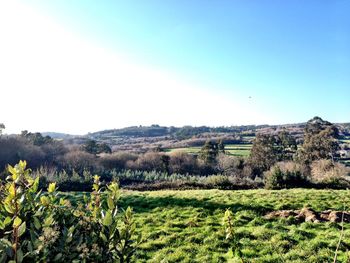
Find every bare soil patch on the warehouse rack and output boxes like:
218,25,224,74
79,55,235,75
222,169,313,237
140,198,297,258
265,207,350,223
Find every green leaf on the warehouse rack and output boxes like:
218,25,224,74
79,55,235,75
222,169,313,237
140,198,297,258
100,232,107,242
125,206,132,219
16,248,24,263
0,238,12,247
48,182,56,193
66,235,72,243
26,177,34,186
4,217,12,226
53,253,63,261
68,225,75,234
13,217,22,227
40,196,50,206
18,222,26,237
43,216,54,226
93,174,100,182
107,197,115,210
27,242,33,252
8,183,16,197
32,177,40,192
19,160,27,169
4,203,15,214
102,211,113,226
33,217,41,230
7,165,16,176
93,184,99,191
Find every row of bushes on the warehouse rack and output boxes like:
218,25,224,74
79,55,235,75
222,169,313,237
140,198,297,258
30,167,262,191
0,136,217,176
27,159,350,192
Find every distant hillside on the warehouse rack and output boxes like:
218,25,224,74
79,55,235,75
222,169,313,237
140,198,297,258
41,132,76,139
88,124,274,140
81,122,350,153
26,121,350,155
89,125,174,138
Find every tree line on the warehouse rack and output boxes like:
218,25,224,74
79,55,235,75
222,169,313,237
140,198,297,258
0,117,349,190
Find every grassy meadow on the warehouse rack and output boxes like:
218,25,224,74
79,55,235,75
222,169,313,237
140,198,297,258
65,189,350,262
165,144,252,157
340,136,350,144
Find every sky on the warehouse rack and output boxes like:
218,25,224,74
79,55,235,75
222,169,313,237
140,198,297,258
0,0,349,134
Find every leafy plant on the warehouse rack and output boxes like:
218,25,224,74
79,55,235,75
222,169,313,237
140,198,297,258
0,161,140,262
223,209,242,261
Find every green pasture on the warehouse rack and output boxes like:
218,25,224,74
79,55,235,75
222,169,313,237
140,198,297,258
63,189,350,262
165,144,252,157
341,160,350,166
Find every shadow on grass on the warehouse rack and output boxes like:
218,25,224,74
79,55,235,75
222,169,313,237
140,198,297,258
119,195,274,215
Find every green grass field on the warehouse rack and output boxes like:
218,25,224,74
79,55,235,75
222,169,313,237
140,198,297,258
339,136,350,144
341,160,350,166
225,144,252,157
164,147,201,154
62,189,350,262
165,144,252,157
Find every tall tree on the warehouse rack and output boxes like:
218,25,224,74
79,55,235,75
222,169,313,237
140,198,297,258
83,139,112,154
83,139,99,154
218,139,225,154
248,134,278,176
98,143,112,154
248,131,297,176
199,140,219,164
275,130,297,160
21,131,53,146
297,116,339,165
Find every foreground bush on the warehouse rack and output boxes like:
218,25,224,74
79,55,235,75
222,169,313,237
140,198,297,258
0,161,139,262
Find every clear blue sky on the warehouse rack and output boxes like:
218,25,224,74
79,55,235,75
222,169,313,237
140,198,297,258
1,0,349,134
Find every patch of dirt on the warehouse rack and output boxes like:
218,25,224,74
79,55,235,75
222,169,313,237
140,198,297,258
265,208,350,223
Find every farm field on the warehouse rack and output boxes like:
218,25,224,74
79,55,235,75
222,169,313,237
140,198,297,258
65,189,350,262
339,135,350,144
165,144,252,157
165,136,349,159
342,160,350,166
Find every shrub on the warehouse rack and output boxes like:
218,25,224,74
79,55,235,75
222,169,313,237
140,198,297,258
310,159,350,186
168,151,198,175
0,161,140,262
32,166,94,192
204,175,231,189
264,161,305,189
99,152,138,171
0,137,46,171
126,152,169,172
216,153,244,176
60,150,98,173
